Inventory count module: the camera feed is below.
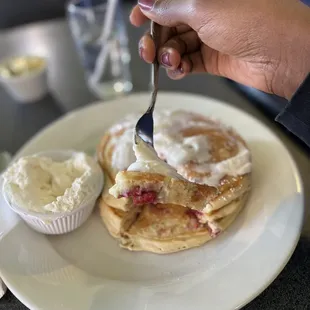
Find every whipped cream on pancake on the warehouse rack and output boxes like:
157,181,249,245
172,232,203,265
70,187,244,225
110,128,136,171
154,133,211,167
127,138,184,180
179,142,251,186
109,110,252,186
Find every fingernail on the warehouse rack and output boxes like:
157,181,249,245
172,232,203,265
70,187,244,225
169,65,184,78
138,0,155,11
138,40,144,59
161,53,172,68
139,46,144,59
172,65,184,75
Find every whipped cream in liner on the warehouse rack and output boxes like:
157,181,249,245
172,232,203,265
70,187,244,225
2,152,102,214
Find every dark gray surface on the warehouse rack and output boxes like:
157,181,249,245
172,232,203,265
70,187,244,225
0,13,309,310
0,0,66,29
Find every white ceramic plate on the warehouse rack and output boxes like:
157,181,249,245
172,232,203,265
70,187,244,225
0,92,304,310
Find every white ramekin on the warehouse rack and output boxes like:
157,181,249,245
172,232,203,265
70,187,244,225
0,55,48,103
2,150,104,235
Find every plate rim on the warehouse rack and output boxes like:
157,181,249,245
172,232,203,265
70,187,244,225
0,91,305,310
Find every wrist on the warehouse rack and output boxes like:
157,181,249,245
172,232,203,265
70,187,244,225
271,10,310,100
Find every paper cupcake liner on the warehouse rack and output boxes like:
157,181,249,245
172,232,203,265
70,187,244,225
18,198,96,235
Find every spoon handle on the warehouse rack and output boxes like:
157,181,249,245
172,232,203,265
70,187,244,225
147,21,160,114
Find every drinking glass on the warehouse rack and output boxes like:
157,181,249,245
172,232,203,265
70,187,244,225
67,0,133,100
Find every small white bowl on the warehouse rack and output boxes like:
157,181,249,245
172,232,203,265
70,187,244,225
0,55,48,103
2,150,104,235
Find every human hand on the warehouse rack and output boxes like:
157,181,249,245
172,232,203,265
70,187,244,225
130,0,310,99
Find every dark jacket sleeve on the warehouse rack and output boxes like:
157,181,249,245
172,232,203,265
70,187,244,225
275,73,310,148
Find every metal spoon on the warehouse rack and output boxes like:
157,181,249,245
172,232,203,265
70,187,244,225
134,21,161,146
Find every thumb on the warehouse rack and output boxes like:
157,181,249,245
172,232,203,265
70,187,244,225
138,0,193,27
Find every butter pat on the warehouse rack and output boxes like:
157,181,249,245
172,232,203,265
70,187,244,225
2,152,102,213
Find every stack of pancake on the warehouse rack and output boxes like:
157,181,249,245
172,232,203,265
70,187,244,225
97,110,251,254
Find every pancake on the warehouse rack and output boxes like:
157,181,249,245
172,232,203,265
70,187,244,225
101,172,131,212
99,110,251,212
99,193,248,254
100,199,124,238
99,197,140,239
109,171,218,209
97,109,252,254
109,170,250,215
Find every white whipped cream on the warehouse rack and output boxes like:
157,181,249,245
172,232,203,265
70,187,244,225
110,111,214,171
109,110,252,186
154,133,211,167
127,137,185,180
2,152,102,213
179,143,251,186
111,128,136,171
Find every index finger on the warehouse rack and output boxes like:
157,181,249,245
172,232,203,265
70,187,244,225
130,5,149,27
